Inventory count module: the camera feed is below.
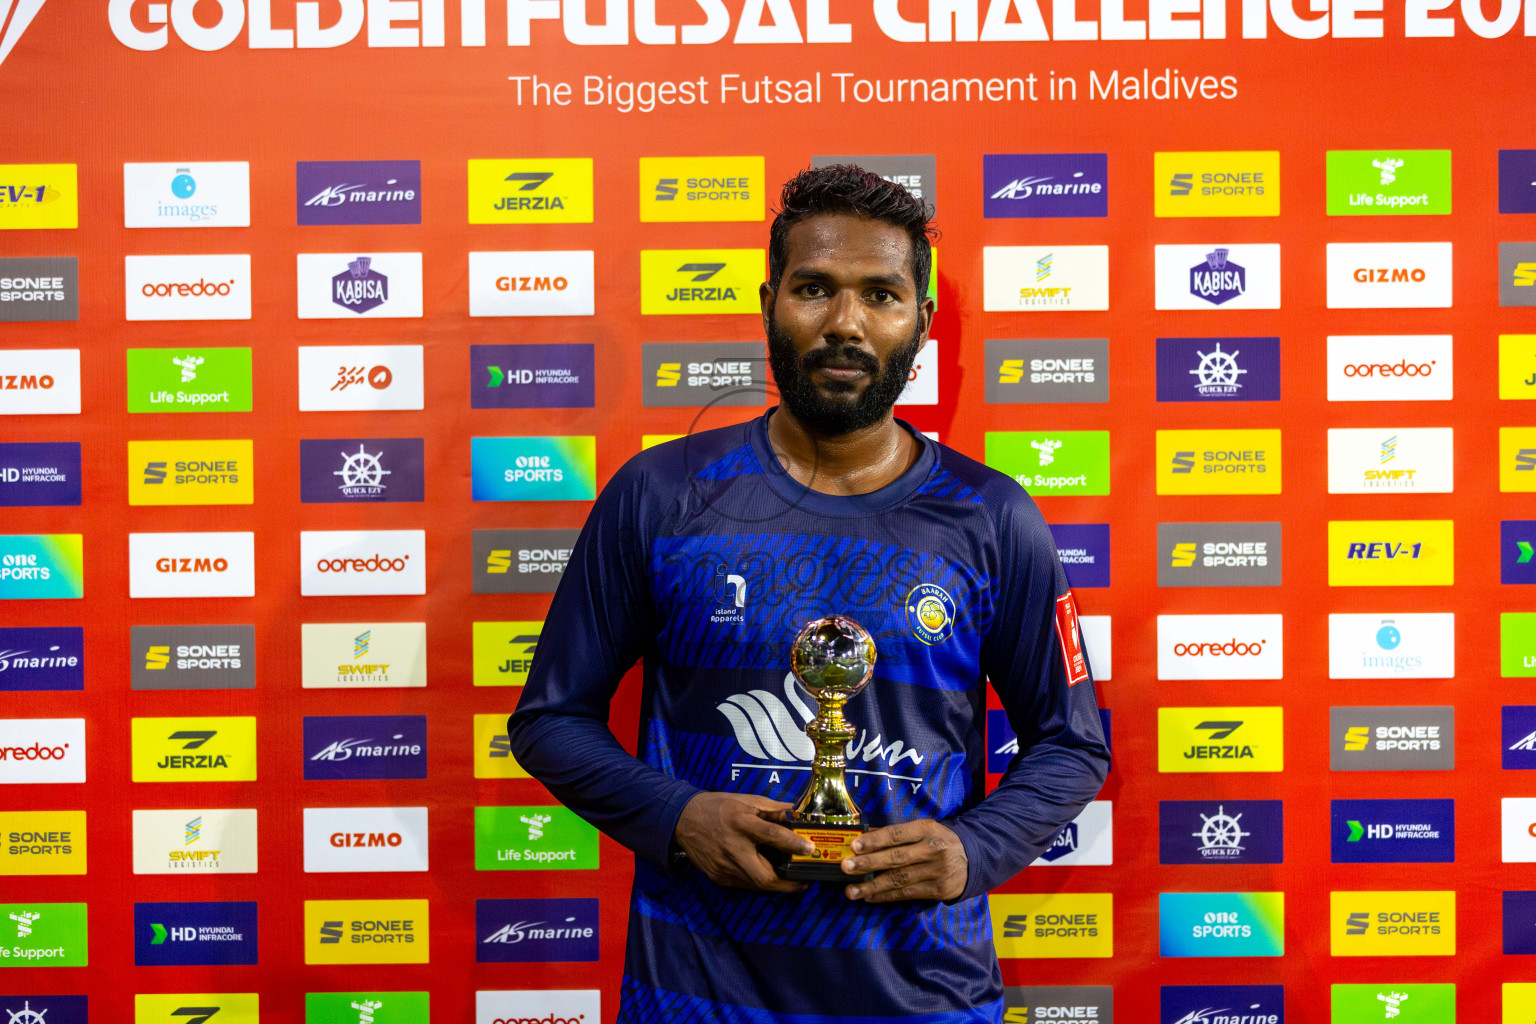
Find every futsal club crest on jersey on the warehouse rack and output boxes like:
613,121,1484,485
905,583,955,645
1056,591,1089,685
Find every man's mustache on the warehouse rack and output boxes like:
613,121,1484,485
799,347,880,373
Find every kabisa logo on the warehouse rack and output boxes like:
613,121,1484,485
1154,244,1280,310
1160,986,1283,1024
0,349,80,415
986,338,1110,406
1157,707,1284,774
1189,248,1246,305
1330,891,1455,956
302,806,429,873
1157,522,1282,588
300,622,427,690
130,624,256,691
0,809,85,876
468,159,593,224
812,155,936,211
472,622,543,687
638,156,764,223
0,902,87,966
296,252,423,319
982,245,1110,311
0,257,78,322
1032,801,1112,867
123,162,251,228
1326,613,1454,680
1326,335,1452,402
1050,523,1111,589
991,893,1113,958
335,257,386,313
1159,893,1284,958
124,254,252,321
474,805,599,871
299,530,426,597
1326,242,1453,309
1157,615,1282,681
1001,986,1113,1022
470,436,598,502
641,342,767,408
470,250,595,318
985,430,1110,496
131,716,257,782
0,718,84,784
0,165,77,230
0,627,82,692
1156,338,1280,403
1331,799,1454,864
1158,800,1283,865
477,898,598,963
0,998,87,1024
304,900,429,966
296,161,421,226
983,153,1108,219
474,529,579,594
130,808,258,874
471,344,596,410
133,901,257,966
304,715,427,781
0,442,81,508
299,438,424,504
1153,151,1280,218
640,249,761,314
1330,706,1455,771
0,535,83,601
1326,150,1452,216
1156,430,1281,496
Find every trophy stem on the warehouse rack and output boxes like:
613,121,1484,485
791,703,860,826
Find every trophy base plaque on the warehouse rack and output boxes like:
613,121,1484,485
768,822,875,883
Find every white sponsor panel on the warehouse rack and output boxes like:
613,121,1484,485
897,338,939,406
1504,797,1536,863
125,254,252,321
300,530,426,596
297,345,424,412
1153,243,1282,310
301,622,428,689
1031,800,1113,867
982,246,1109,312
469,251,596,317
1157,614,1284,680
1327,428,1453,493
128,532,256,598
131,808,259,874
1326,242,1453,308
0,348,81,414
1327,335,1453,402
476,991,600,1024
1328,613,1455,680
1079,614,1111,681
296,252,424,319
123,162,251,228
303,806,430,873
0,718,85,784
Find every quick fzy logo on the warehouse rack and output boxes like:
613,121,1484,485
303,899,428,965
1158,707,1283,773
1156,338,1280,402
468,159,593,224
299,530,425,597
1159,800,1284,865
299,438,425,504
128,532,255,599
1330,891,1455,956
125,254,252,321
1157,614,1282,680
131,716,257,782
302,807,429,873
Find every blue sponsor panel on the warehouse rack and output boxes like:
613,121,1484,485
302,715,427,780
1156,338,1281,402
0,996,88,1024
476,898,598,963
0,626,83,691
1159,800,1283,865
1505,890,1536,954
298,438,425,503
296,160,421,225
470,344,596,409
133,901,258,966
1505,521,1536,584
1162,985,1284,1023
1329,799,1454,863
1505,706,1536,769
988,708,1110,774
0,443,81,507
983,154,1109,219
1500,150,1536,214
1049,523,1110,589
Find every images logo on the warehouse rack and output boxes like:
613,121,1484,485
1156,338,1280,402
0,810,85,875
1328,520,1454,587
471,436,597,502
1326,242,1453,308
1159,892,1284,957
983,154,1108,219
1330,891,1455,956
476,898,598,962
1331,799,1453,864
469,251,596,317
1154,151,1279,217
130,624,255,691
1153,245,1282,310
0,443,79,508
124,254,252,321
133,901,257,966
0,534,82,599
128,439,253,506
641,342,767,408
1330,706,1454,771
1031,801,1112,867
302,806,429,873
297,345,424,412
301,622,427,690
0,257,77,322
0,349,80,415
303,899,428,965
1162,986,1283,1024
1499,150,1536,214
131,716,257,782
131,808,258,874
1159,800,1283,865
0,165,77,230
124,162,251,228
125,346,252,414
1327,613,1454,679
472,621,542,687
1157,522,1281,588
985,431,1110,496
812,154,936,211
639,248,762,314
303,715,426,781
296,161,421,226
1326,150,1452,216
474,528,579,594
985,338,1109,405
1328,428,1453,494
991,893,1112,958
1002,986,1113,1023
1156,430,1281,495
296,252,422,319
468,158,592,224
639,156,764,222
0,902,87,965
982,245,1109,311
127,532,254,599
1158,707,1283,773
1049,523,1110,589
474,805,598,871
0,627,82,692
299,530,425,597
1157,614,1283,680
0,718,84,784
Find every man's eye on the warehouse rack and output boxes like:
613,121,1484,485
870,289,894,303
801,283,826,297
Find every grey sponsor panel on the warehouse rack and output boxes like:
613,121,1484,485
0,257,79,322
130,624,256,690
811,155,936,212
1157,522,1283,587
641,342,767,407
1003,986,1113,1022
1500,242,1536,307
985,339,1109,404
1330,705,1455,771
474,528,580,594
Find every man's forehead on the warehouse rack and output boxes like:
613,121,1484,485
782,214,915,283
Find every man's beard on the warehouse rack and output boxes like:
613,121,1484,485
766,313,924,436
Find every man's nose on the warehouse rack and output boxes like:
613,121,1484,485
821,288,864,341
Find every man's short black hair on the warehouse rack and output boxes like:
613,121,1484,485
767,164,936,301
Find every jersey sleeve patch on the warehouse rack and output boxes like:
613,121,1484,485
1054,590,1090,686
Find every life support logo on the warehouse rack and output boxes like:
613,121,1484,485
904,583,955,645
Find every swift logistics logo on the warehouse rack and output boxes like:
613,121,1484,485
1505,521,1536,585
1326,150,1452,216
302,806,429,873
303,899,428,965
984,431,1110,496
1155,338,1280,402
472,621,543,686
128,439,254,506
131,716,257,782
0,902,87,966
1158,522,1281,588
639,156,764,222
1156,429,1281,495
471,344,595,409
125,347,253,413
1159,800,1283,865
124,254,252,321
0,810,86,875
982,153,1108,218
1330,799,1454,863
305,993,429,1024
0,534,82,599
474,713,528,779
1503,244,1536,307
474,528,580,594
469,251,595,317
1154,151,1279,217
1328,428,1454,493
1031,801,1112,867
1326,335,1452,402
476,898,598,962
1504,705,1536,767
1501,427,1536,491
135,994,259,1024
986,338,1109,404
127,532,254,599
1327,613,1454,679
982,246,1109,311
1153,245,1281,310
131,808,258,874
1330,706,1454,771
468,158,592,223
299,438,424,504
0,718,84,784
1158,707,1283,773
133,901,257,966
0,349,81,415
297,345,424,412
0,627,82,691
470,436,597,502
130,624,255,690
1156,614,1282,680
300,622,427,689
299,530,426,597
0,442,77,508
1002,986,1113,1023
0,164,77,230
642,342,767,407
1158,892,1284,957
1330,983,1454,1021
1329,891,1455,956
0,256,77,322
1326,242,1453,308
1162,986,1283,1024
296,253,423,318
1049,523,1110,588
303,715,426,781
475,805,598,870
123,162,251,228
1501,335,1536,398
990,892,1112,958
639,248,762,314
296,161,420,226
1328,520,1454,587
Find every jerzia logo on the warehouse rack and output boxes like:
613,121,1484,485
468,159,592,223
1158,707,1283,773
641,249,761,314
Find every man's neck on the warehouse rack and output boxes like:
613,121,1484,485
764,406,920,496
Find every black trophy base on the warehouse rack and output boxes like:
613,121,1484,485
767,820,874,883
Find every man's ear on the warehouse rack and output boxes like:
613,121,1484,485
916,295,936,342
759,280,776,338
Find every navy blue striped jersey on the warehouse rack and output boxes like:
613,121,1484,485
507,410,1110,1024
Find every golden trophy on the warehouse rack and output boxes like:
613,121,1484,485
772,614,878,882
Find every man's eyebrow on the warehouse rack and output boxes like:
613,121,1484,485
785,267,911,289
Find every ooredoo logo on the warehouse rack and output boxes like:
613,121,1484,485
128,532,255,598
1327,243,1452,308
1327,335,1452,402
475,990,600,1024
0,718,85,784
300,530,426,596
1158,614,1283,680
124,254,252,321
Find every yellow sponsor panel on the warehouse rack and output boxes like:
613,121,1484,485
0,164,78,229
1329,890,1455,956
0,810,86,875
131,716,257,782
304,899,429,964
642,434,683,449
1154,151,1280,218
473,621,543,687
136,994,259,1024
474,712,528,778
467,158,593,223
639,157,765,223
1327,520,1455,587
1505,983,1536,1021
127,439,254,506
640,248,763,315
1501,427,1536,491
990,893,1113,958
1155,429,1282,495
1499,335,1536,400
1158,707,1283,773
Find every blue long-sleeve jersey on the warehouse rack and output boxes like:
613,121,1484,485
507,410,1110,1024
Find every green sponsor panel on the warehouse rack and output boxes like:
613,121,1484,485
475,805,599,870
0,902,87,967
305,992,429,1024
126,347,253,413
1331,983,1454,1022
1505,613,1536,677
1326,150,1452,216
984,431,1110,496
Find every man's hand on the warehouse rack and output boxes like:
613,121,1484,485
674,792,814,894
841,819,968,903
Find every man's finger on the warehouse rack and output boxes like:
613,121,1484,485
737,848,809,893
851,821,914,854
842,841,923,875
738,813,815,854
734,794,795,814
845,863,940,901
